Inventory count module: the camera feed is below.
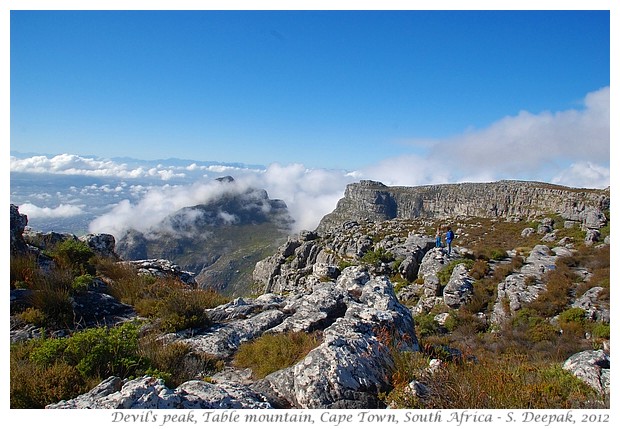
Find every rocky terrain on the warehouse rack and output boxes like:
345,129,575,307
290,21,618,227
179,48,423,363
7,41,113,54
9,179,611,409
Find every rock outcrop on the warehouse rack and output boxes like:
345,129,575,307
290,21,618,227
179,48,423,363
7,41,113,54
47,266,419,409
563,349,610,397
317,180,609,233
47,375,272,409
10,204,29,255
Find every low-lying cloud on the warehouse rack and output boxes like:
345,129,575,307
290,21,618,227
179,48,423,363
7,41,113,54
18,203,84,218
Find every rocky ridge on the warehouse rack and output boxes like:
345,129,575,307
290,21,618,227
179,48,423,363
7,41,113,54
318,180,609,233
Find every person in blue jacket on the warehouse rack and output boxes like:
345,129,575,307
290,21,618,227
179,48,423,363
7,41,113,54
445,226,455,255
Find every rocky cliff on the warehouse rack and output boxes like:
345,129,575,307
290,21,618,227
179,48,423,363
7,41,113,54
317,180,609,233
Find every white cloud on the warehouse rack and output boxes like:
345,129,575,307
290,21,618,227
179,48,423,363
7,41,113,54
88,179,254,237
19,203,84,218
551,162,610,189
363,86,610,189
88,163,357,237
10,153,186,180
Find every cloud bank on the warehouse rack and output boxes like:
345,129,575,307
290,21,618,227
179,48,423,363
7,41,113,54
362,86,610,187
11,87,609,237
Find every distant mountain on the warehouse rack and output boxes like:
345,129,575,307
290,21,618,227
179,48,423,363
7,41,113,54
115,176,293,296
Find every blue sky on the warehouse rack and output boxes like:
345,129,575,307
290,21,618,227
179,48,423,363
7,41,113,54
5,3,614,235
10,9,610,170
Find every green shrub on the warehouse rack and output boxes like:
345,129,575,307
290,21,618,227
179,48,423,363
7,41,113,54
71,274,94,294
510,309,559,343
49,239,95,276
133,280,228,333
233,331,321,379
414,313,442,338
361,247,394,265
17,307,47,326
437,259,473,286
138,335,224,387
29,322,144,379
558,308,587,324
590,323,610,340
10,358,87,409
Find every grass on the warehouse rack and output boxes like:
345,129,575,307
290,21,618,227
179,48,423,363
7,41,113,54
233,331,322,379
385,351,601,408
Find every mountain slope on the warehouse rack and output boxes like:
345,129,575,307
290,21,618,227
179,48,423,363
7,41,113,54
115,177,293,295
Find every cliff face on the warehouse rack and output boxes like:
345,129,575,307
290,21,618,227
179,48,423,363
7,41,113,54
317,180,610,233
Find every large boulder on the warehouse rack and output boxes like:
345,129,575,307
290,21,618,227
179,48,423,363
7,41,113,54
442,264,474,308
79,233,119,260
562,350,610,397
255,269,419,408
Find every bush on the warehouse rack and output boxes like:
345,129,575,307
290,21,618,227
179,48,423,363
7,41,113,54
49,239,95,276
437,259,473,286
526,262,578,317
30,273,75,328
10,253,43,289
17,307,47,326
29,322,144,379
71,274,94,294
138,334,224,387
361,247,394,266
133,278,229,333
233,331,321,379
468,259,489,280
414,313,442,338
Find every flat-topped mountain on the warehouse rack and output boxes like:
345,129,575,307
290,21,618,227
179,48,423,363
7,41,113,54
317,180,610,233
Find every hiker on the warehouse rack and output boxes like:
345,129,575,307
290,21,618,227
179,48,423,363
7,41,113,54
435,227,442,248
446,226,455,254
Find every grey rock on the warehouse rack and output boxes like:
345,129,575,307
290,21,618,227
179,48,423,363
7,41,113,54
122,259,197,286
442,264,474,308
47,376,272,409
318,180,609,233
180,309,286,358
10,204,29,255
572,287,610,323
563,350,610,397
584,229,600,246
521,227,536,237
79,233,118,259
268,283,347,333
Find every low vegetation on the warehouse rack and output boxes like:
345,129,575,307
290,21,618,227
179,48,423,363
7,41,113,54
385,351,600,408
233,331,322,379
10,241,229,408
